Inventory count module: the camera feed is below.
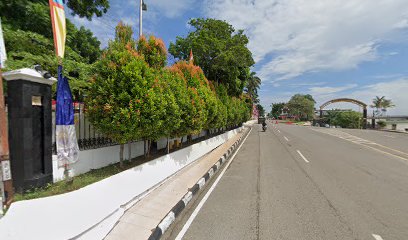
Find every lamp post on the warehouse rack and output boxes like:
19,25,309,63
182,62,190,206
139,0,147,37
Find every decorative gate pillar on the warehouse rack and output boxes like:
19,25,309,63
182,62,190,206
3,68,56,192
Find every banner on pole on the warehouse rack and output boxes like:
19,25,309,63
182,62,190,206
49,0,66,58
0,18,7,68
56,65,79,167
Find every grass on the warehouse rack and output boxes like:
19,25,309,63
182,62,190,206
13,153,158,202
12,132,224,202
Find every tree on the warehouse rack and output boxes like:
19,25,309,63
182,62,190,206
245,71,261,103
286,94,315,120
331,111,363,129
137,35,167,69
169,61,208,141
270,102,286,119
304,94,316,103
371,96,395,116
70,26,101,63
2,24,95,100
66,0,110,20
1,0,111,21
169,18,255,96
1,0,102,99
256,104,265,117
86,23,152,167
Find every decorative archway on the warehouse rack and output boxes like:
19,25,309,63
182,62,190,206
319,98,368,129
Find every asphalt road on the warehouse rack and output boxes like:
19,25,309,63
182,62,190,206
166,123,408,240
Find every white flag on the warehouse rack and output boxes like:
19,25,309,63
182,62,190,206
0,18,6,68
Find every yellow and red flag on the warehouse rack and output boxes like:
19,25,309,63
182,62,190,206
49,0,66,58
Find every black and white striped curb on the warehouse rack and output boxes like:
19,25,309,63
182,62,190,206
148,127,251,240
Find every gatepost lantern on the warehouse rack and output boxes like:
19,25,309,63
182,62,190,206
3,68,56,192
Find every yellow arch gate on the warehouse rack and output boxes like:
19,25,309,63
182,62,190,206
319,98,368,129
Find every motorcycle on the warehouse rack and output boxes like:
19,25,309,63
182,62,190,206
262,124,267,131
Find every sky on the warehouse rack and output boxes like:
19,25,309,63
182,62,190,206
68,0,408,115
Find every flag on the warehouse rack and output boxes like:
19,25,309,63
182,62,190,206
49,0,66,58
0,18,7,68
189,49,194,63
55,65,79,167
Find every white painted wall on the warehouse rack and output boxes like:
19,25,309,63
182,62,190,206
0,127,244,240
53,130,212,182
53,141,145,182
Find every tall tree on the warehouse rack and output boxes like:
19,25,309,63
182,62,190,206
245,71,261,103
86,23,151,167
256,104,265,117
270,102,286,119
286,94,315,120
169,18,255,96
370,96,395,116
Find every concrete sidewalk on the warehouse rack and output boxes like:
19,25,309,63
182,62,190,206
105,131,244,240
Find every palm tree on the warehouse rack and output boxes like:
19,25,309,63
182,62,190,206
370,96,395,116
245,71,261,102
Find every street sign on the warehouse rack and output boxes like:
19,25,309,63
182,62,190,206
1,160,11,181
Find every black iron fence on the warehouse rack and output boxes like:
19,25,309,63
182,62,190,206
51,102,117,154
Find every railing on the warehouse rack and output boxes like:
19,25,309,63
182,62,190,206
52,102,118,154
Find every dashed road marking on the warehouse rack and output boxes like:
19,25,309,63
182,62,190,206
284,136,289,141
310,128,408,161
297,150,309,163
372,234,384,240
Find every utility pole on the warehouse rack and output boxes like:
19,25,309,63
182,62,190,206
139,0,147,37
139,0,142,37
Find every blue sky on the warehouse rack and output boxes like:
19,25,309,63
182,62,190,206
68,0,408,115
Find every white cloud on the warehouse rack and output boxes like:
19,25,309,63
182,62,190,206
204,0,408,81
348,78,408,115
310,84,358,95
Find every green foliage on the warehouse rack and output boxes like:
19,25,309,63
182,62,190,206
377,120,387,128
330,111,363,129
370,96,395,116
256,104,265,117
245,71,261,103
286,94,315,120
271,102,286,119
137,36,167,69
169,18,255,97
2,24,94,99
169,61,208,134
66,0,110,20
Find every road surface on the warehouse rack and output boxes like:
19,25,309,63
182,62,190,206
166,123,408,240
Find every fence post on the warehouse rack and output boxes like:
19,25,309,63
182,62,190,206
3,68,56,192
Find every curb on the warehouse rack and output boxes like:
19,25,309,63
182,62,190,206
148,127,251,240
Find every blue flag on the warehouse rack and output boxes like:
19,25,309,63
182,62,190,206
56,65,79,167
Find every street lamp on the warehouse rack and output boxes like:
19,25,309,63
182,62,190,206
139,0,147,37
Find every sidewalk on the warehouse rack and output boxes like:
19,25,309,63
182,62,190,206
105,130,243,240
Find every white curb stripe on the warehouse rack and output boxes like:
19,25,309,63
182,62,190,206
158,212,175,234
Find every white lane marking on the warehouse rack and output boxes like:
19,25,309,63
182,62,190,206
297,150,310,163
310,128,408,161
372,234,384,240
383,135,395,138
277,130,281,133
175,128,252,240
284,136,289,141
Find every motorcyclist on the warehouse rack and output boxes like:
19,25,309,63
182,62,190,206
262,120,267,131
